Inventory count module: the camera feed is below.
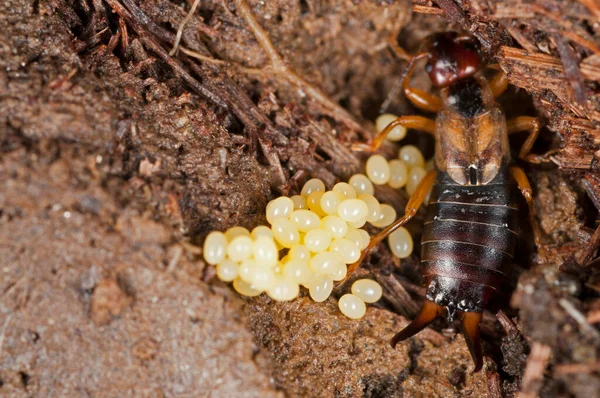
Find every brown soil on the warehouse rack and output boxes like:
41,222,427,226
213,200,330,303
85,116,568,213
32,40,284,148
1,0,599,397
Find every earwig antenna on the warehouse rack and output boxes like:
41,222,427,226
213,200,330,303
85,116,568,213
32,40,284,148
380,52,428,114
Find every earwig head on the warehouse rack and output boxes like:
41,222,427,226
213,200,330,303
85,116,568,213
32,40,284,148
422,32,481,88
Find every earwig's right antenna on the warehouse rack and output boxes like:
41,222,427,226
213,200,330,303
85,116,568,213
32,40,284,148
390,299,444,348
380,52,429,114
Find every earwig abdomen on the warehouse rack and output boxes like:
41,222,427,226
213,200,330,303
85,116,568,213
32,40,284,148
421,170,519,314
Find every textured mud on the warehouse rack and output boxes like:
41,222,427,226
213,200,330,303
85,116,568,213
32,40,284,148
1,0,599,397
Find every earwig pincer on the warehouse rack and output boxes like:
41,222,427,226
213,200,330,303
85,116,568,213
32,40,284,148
351,32,545,372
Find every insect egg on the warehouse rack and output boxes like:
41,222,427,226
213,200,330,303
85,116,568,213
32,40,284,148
338,294,367,319
309,251,343,275
224,226,251,241
304,229,332,252
301,178,326,197
249,266,276,290
251,225,274,240
266,196,294,224
406,166,427,196
203,231,227,265
238,258,258,283
216,259,239,282
282,258,314,287
398,145,425,169
388,227,414,259
267,277,300,301
308,275,334,302
290,210,321,232
332,182,357,199
348,174,374,196
366,155,391,185
227,235,254,262
320,191,344,215
252,236,278,268
233,278,262,297
288,244,311,261
329,238,361,264
370,204,397,228
388,159,409,189
375,113,406,141
357,229,371,250
290,194,307,210
306,191,327,217
351,279,383,303
358,193,382,222
329,261,348,281
271,217,300,248
320,215,348,239
337,199,368,223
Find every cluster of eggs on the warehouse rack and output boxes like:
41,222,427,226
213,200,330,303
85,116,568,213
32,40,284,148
366,114,430,196
203,178,395,319
201,114,430,319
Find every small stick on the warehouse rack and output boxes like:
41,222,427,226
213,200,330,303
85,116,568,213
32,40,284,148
554,34,587,105
170,0,202,56
413,4,444,15
0,315,12,361
231,0,370,138
558,298,600,338
519,342,552,398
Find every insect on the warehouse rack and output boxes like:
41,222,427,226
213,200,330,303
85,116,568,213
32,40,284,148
350,32,545,372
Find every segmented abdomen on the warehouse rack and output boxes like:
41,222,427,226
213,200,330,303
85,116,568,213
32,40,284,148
421,171,519,312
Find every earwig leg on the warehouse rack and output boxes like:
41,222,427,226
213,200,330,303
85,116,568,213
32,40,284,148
509,166,546,256
344,170,437,279
352,116,436,153
403,62,444,113
380,52,433,114
506,116,547,163
490,69,509,98
391,299,444,348
458,311,484,372
385,33,411,61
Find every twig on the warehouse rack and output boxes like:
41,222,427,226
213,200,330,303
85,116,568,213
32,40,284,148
231,0,370,138
496,310,520,335
554,34,587,105
104,0,228,109
170,0,202,56
0,314,12,361
578,223,600,266
486,369,503,398
413,4,444,15
578,0,600,21
558,298,600,338
555,362,600,374
166,245,184,273
519,342,552,398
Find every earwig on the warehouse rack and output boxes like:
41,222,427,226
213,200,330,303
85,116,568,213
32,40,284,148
351,32,545,372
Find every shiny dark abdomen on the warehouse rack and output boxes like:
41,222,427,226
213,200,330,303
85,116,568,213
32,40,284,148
421,170,519,312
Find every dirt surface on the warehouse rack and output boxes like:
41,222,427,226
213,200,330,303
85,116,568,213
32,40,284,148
1,0,600,397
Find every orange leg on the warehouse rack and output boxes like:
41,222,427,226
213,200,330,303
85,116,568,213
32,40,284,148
506,116,550,163
352,115,436,153
402,59,443,113
490,70,509,98
509,166,546,254
344,170,437,278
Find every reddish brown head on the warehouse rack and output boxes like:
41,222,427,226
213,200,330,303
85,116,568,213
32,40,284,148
422,32,481,88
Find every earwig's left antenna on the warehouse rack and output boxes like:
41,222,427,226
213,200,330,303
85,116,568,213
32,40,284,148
380,52,428,114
